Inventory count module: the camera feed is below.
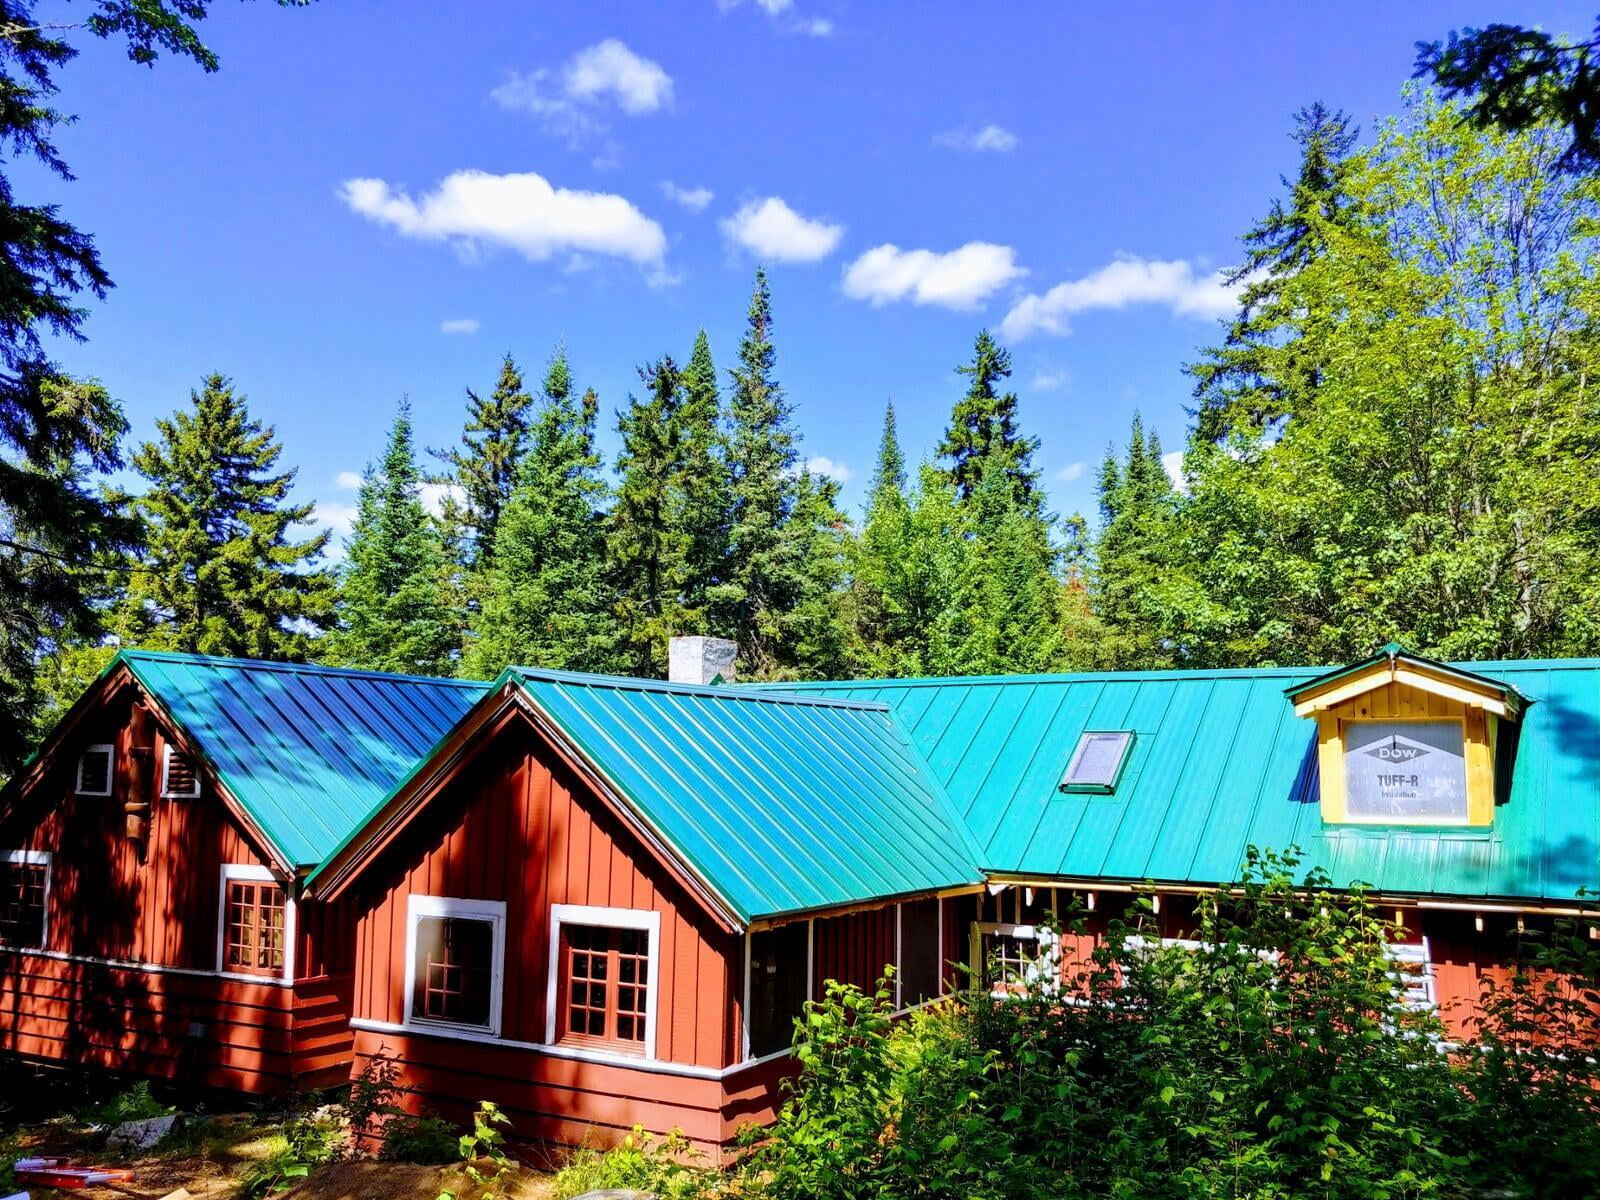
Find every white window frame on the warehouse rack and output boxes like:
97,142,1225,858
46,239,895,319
976,921,1061,996
216,864,296,984
75,745,114,797
0,849,51,949
1384,938,1436,1012
403,894,507,1037
742,917,814,1062
544,903,660,1061
159,744,202,799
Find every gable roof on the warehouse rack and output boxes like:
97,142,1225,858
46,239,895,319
1286,642,1525,718
309,667,987,924
761,658,1600,906
117,650,489,868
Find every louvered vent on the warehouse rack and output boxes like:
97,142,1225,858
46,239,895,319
76,746,113,796
162,748,200,798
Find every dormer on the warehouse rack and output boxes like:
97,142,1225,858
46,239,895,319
1286,644,1523,828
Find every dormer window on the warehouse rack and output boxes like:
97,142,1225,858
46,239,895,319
76,746,114,797
1060,731,1134,794
161,746,201,799
1287,645,1520,829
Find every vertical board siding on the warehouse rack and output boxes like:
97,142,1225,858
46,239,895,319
0,697,353,1092
812,906,898,999
347,714,739,1151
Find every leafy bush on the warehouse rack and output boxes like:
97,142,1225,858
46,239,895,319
440,1101,514,1200
555,1126,718,1200
381,1113,462,1164
236,1110,344,1198
82,1080,174,1128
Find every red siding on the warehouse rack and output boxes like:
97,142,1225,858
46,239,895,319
0,687,353,1092
812,906,898,999
347,715,741,1150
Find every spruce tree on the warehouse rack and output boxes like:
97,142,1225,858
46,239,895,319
121,373,333,660
722,269,801,674
937,330,1042,514
956,458,1065,674
1092,414,1182,668
469,362,614,676
848,401,919,674
1189,103,1359,441
776,466,850,678
675,328,733,627
609,356,689,675
325,400,455,676
433,353,536,572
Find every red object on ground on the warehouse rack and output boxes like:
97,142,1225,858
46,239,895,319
13,1158,136,1189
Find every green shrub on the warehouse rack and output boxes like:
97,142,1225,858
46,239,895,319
82,1081,173,1128
381,1113,461,1164
555,1126,716,1200
440,1101,514,1200
236,1111,344,1198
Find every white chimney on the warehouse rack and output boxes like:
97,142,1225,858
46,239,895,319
668,636,737,686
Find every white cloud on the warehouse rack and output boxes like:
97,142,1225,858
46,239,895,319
491,39,672,141
315,500,360,539
339,170,668,272
660,181,714,212
721,196,843,263
334,470,364,491
1032,368,1068,391
841,241,1024,310
420,481,465,519
1162,450,1187,491
1000,256,1237,340
440,317,480,335
805,455,851,482
718,0,834,36
935,123,1018,153
1056,461,1087,483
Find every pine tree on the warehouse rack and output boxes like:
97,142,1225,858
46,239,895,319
675,328,733,627
325,400,455,676
848,401,920,674
469,365,615,676
937,330,1042,514
121,373,333,659
1092,414,1182,667
722,269,801,674
609,356,689,675
776,466,850,678
433,353,536,572
1190,103,1359,441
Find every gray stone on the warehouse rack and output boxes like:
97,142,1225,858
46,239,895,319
668,635,737,686
106,1113,177,1153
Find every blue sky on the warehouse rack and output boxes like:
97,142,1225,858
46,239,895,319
28,0,1594,544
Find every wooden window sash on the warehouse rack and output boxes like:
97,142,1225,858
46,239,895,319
0,861,47,948
224,879,286,975
413,916,494,1027
558,924,650,1053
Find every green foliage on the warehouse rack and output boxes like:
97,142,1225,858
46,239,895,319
81,1080,174,1128
438,1101,513,1200
325,400,455,675
382,1114,461,1165
121,372,333,659
554,1126,717,1200
936,329,1041,514
237,1109,344,1198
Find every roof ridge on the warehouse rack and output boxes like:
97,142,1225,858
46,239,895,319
506,665,889,710
117,648,487,688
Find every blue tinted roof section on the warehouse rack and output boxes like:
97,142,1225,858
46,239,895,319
505,667,986,922
122,650,490,868
760,659,1600,905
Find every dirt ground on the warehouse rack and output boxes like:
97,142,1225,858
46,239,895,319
279,1161,557,1200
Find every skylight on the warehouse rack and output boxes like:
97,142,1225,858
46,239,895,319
1060,731,1134,794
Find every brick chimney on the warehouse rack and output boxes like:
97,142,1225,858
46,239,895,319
668,636,737,686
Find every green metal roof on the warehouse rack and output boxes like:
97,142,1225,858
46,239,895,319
498,668,986,923
119,650,490,868
763,659,1600,906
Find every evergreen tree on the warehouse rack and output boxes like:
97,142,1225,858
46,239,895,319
433,353,536,572
675,328,733,627
609,356,689,675
937,330,1042,514
1189,103,1359,441
848,401,920,674
325,401,455,676
469,364,614,676
1092,414,1182,667
121,373,332,659
722,269,802,674
775,466,850,678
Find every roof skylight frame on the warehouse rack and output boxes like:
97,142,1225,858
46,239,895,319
1060,730,1135,795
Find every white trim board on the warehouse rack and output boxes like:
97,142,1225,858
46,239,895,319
0,849,51,950
6,946,292,988
160,743,201,799
545,903,661,1060
216,864,296,984
76,745,114,797
405,895,508,1038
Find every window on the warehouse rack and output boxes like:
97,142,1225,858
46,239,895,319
1343,721,1468,823
160,745,201,799
220,866,288,977
76,745,114,797
406,896,505,1034
1384,941,1435,1012
546,904,659,1058
0,851,49,949
1060,731,1134,793
976,923,1058,992
898,898,942,1008
747,922,810,1058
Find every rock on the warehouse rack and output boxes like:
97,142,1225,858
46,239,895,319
106,1113,177,1153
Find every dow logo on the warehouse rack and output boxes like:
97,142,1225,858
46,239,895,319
1364,738,1431,763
